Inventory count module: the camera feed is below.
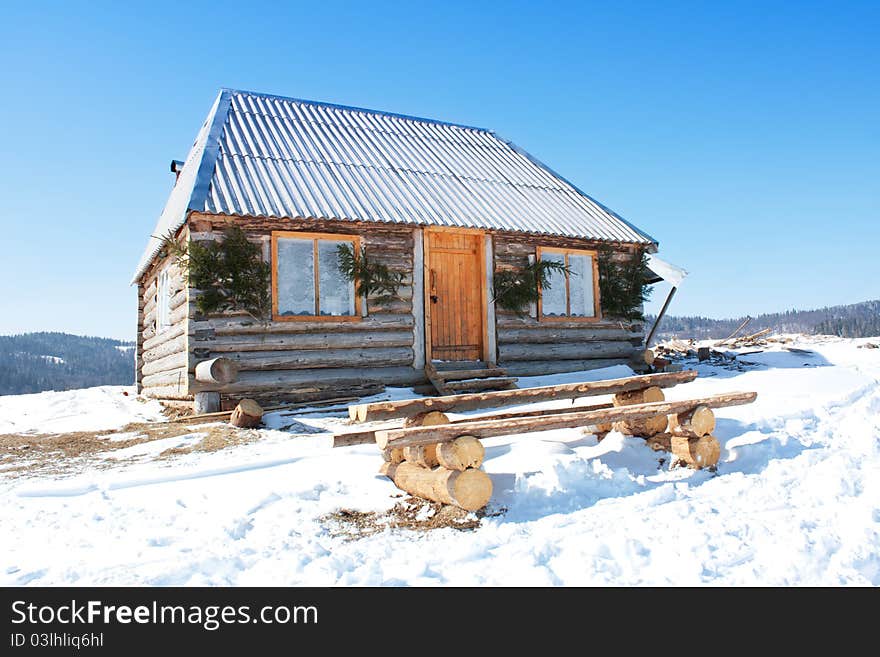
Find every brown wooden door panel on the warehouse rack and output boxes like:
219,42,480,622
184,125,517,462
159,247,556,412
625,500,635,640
428,232,483,362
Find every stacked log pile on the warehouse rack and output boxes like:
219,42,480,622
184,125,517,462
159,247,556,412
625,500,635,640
377,412,492,512
358,370,756,511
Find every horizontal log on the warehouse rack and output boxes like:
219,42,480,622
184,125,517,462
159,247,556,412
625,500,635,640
500,358,629,377
195,357,239,384
142,279,157,301
380,462,492,511
499,341,638,362
226,347,414,371
194,330,414,353
168,287,188,312
496,316,643,331
332,401,613,447
192,365,423,394
141,370,188,388
140,386,192,401
497,326,643,344
194,315,413,336
367,298,411,314
142,333,187,363
143,297,157,319
143,324,186,351
350,370,698,422
375,391,758,449
169,302,188,326
141,351,188,377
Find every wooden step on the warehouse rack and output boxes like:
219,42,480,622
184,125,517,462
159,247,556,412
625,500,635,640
443,377,518,393
433,367,508,382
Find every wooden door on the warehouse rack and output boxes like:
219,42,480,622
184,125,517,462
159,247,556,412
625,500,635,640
426,231,485,362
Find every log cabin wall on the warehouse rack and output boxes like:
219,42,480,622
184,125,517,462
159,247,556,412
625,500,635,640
186,213,421,408
137,232,191,400
135,214,648,405
491,234,645,377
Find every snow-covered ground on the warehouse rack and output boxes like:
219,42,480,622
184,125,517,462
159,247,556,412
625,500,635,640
1,335,878,586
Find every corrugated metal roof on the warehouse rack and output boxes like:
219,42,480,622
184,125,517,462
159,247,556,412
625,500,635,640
133,89,655,283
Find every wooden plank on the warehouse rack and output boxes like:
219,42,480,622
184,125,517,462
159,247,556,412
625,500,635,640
375,391,758,449
484,234,496,363
443,377,518,392
350,370,698,422
412,227,426,369
432,367,508,381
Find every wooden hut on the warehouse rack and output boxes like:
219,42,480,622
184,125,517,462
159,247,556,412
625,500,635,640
132,89,659,411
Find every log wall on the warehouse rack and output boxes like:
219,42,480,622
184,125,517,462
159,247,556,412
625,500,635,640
492,235,645,376
184,214,421,406
137,231,190,400
134,213,648,405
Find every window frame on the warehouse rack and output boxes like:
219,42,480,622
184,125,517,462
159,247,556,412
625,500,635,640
271,231,362,322
156,267,172,332
536,246,602,322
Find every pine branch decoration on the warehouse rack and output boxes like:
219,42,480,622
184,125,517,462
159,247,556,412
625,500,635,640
161,226,271,321
336,244,404,305
492,259,570,314
597,245,653,321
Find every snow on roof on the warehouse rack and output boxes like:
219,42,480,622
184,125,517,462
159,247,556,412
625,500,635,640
132,89,656,283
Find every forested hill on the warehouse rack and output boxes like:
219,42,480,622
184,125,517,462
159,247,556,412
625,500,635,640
649,299,880,340
0,333,134,395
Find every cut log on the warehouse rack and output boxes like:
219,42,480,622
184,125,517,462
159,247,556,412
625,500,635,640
645,433,672,452
350,370,698,422
230,398,263,428
402,443,438,468
668,405,715,438
403,411,450,428
697,347,711,361
612,386,667,437
643,349,655,365
652,357,669,371
671,434,720,469
382,447,406,464
435,436,484,471
193,391,220,414
375,391,757,450
195,357,239,385
379,462,493,511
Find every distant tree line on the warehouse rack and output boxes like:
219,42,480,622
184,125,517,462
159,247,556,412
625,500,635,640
0,332,134,396
647,299,880,340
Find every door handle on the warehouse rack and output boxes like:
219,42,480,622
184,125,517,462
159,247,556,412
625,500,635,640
430,294,439,304
429,269,438,303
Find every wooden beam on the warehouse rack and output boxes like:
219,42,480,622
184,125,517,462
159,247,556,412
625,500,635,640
349,370,698,422
375,391,757,449
332,400,614,447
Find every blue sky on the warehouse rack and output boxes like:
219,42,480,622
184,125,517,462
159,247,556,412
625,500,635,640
0,1,876,340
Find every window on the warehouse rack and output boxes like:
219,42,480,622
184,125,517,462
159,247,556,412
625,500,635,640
156,268,172,331
537,247,600,320
272,232,360,320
